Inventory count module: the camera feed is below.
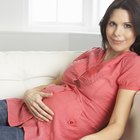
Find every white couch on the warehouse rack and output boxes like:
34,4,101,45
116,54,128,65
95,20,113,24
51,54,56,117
0,51,139,140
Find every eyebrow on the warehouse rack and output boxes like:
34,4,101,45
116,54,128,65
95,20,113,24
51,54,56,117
124,22,133,24
109,20,133,24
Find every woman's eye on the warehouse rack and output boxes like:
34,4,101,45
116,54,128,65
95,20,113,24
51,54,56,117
124,24,132,28
108,21,116,27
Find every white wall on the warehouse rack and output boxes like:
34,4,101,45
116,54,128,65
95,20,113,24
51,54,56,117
0,0,102,51
0,0,25,31
69,33,101,51
0,32,101,51
0,32,69,51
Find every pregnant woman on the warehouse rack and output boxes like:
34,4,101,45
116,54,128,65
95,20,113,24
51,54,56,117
1,0,140,139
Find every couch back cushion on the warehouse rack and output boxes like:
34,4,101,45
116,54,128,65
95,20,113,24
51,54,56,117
0,51,82,99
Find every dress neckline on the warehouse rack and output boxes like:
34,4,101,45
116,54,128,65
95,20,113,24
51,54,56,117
98,49,136,66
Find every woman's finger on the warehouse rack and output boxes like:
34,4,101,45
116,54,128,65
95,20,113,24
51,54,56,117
23,89,54,121
30,101,53,121
30,106,51,122
35,98,54,116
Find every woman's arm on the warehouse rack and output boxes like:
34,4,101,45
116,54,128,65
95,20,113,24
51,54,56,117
80,89,136,140
23,75,62,122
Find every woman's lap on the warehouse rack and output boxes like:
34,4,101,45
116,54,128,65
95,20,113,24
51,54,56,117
0,100,24,140
0,126,24,140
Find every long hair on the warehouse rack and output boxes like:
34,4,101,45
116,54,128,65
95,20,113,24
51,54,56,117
99,0,140,55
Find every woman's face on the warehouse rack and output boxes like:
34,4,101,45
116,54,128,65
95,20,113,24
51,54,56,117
106,8,136,53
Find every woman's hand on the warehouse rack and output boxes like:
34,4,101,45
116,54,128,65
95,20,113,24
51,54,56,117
23,88,54,122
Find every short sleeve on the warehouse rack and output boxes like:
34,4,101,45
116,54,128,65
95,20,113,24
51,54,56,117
117,55,140,91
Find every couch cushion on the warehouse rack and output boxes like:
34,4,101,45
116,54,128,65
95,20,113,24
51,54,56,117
0,51,82,98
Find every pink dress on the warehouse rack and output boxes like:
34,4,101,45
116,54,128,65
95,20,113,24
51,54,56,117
7,47,140,140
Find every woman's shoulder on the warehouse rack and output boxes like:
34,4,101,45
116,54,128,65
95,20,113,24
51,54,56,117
121,51,140,69
122,51,140,63
74,47,104,61
84,47,104,57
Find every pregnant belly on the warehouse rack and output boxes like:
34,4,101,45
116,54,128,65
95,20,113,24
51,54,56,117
43,90,92,139
42,84,82,117
43,89,82,119
42,85,95,138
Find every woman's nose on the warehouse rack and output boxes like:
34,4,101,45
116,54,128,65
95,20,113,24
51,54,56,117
113,26,123,36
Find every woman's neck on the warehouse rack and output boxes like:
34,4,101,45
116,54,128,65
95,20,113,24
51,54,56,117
103,48,120,61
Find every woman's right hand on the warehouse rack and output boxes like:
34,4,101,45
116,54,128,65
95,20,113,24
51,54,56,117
23,88,54,122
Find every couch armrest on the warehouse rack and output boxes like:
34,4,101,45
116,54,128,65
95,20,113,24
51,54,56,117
120,92,140,140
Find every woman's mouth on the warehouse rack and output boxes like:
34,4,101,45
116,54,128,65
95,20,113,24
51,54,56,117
112,39,124,44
